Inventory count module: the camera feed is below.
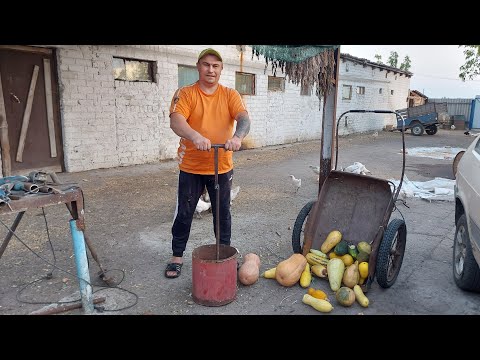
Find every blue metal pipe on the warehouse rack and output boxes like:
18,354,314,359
69,219,94,314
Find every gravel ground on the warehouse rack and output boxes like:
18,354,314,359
0,128,478,315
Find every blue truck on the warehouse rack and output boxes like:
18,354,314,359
395,102,448,136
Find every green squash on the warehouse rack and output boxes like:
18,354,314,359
334,240,349,256
348,244,359,259
356,250,370,263
336,287,356,307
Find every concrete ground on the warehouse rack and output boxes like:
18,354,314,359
0,128,479,315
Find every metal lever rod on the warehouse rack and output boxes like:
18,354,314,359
211,144,225,261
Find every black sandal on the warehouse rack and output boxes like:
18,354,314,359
165,263,183,278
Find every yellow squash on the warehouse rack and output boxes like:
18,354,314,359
300,263,312,288
308,287,328,300
320,230,342,253
311,264,328,278
353,284,369,307
359,262,369,278
261,267,276,279
302,294,333,313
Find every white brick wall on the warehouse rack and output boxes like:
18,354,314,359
337,57,410,135
52,45,409,172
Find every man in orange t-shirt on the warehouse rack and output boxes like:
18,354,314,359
165,48,251,278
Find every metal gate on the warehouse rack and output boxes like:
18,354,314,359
470,97,480,130
0,46,63,176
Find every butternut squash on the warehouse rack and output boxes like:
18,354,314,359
275,253,307,287
320,230,342,253
238,253,261,285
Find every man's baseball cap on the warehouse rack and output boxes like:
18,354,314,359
198,48,223,62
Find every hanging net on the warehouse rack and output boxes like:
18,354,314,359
251,45,339,100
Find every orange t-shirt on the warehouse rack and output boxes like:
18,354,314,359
169,82,247,175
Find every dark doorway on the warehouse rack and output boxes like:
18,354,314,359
0,46,64,176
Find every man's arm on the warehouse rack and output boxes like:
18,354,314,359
170,112,211,151
225,111,251,151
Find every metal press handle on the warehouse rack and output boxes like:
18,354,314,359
211,144,225,260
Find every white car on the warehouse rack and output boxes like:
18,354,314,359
453,134,480,291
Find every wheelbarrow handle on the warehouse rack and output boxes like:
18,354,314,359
349,110,392,114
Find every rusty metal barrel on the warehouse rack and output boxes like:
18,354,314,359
191,244,238,306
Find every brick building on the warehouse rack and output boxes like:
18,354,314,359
0,45,411,175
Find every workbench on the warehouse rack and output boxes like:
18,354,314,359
0,186,95,314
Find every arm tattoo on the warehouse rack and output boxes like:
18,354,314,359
234,113,251,139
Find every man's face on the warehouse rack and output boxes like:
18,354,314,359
197,54,223,85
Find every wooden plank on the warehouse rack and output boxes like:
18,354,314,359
16,65,39,162
43,58,57,157
0,71,12,176
0,45,52,55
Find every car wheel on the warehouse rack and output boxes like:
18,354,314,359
453,214,480,292
411,123,424,136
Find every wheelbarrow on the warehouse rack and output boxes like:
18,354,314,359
292,110,408,291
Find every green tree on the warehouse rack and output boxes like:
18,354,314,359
374,54,383,64
459,45,480,81
399,55,411,71
387,51,399,68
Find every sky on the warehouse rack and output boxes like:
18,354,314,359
340,45,479,99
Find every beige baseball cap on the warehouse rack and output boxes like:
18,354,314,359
198,48,223,62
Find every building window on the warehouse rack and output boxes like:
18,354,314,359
379,88,383,94
268,76,285,92
235,72,255,95
345,62,350,72
391,90,394,95
342,85,352,100
356,86,365,95
178,65,198,87
113,57,155,82
300,83,312,96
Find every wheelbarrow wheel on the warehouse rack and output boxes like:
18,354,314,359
376,218,407,288
292,200,315,253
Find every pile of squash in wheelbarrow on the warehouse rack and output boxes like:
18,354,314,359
262,229,371,313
